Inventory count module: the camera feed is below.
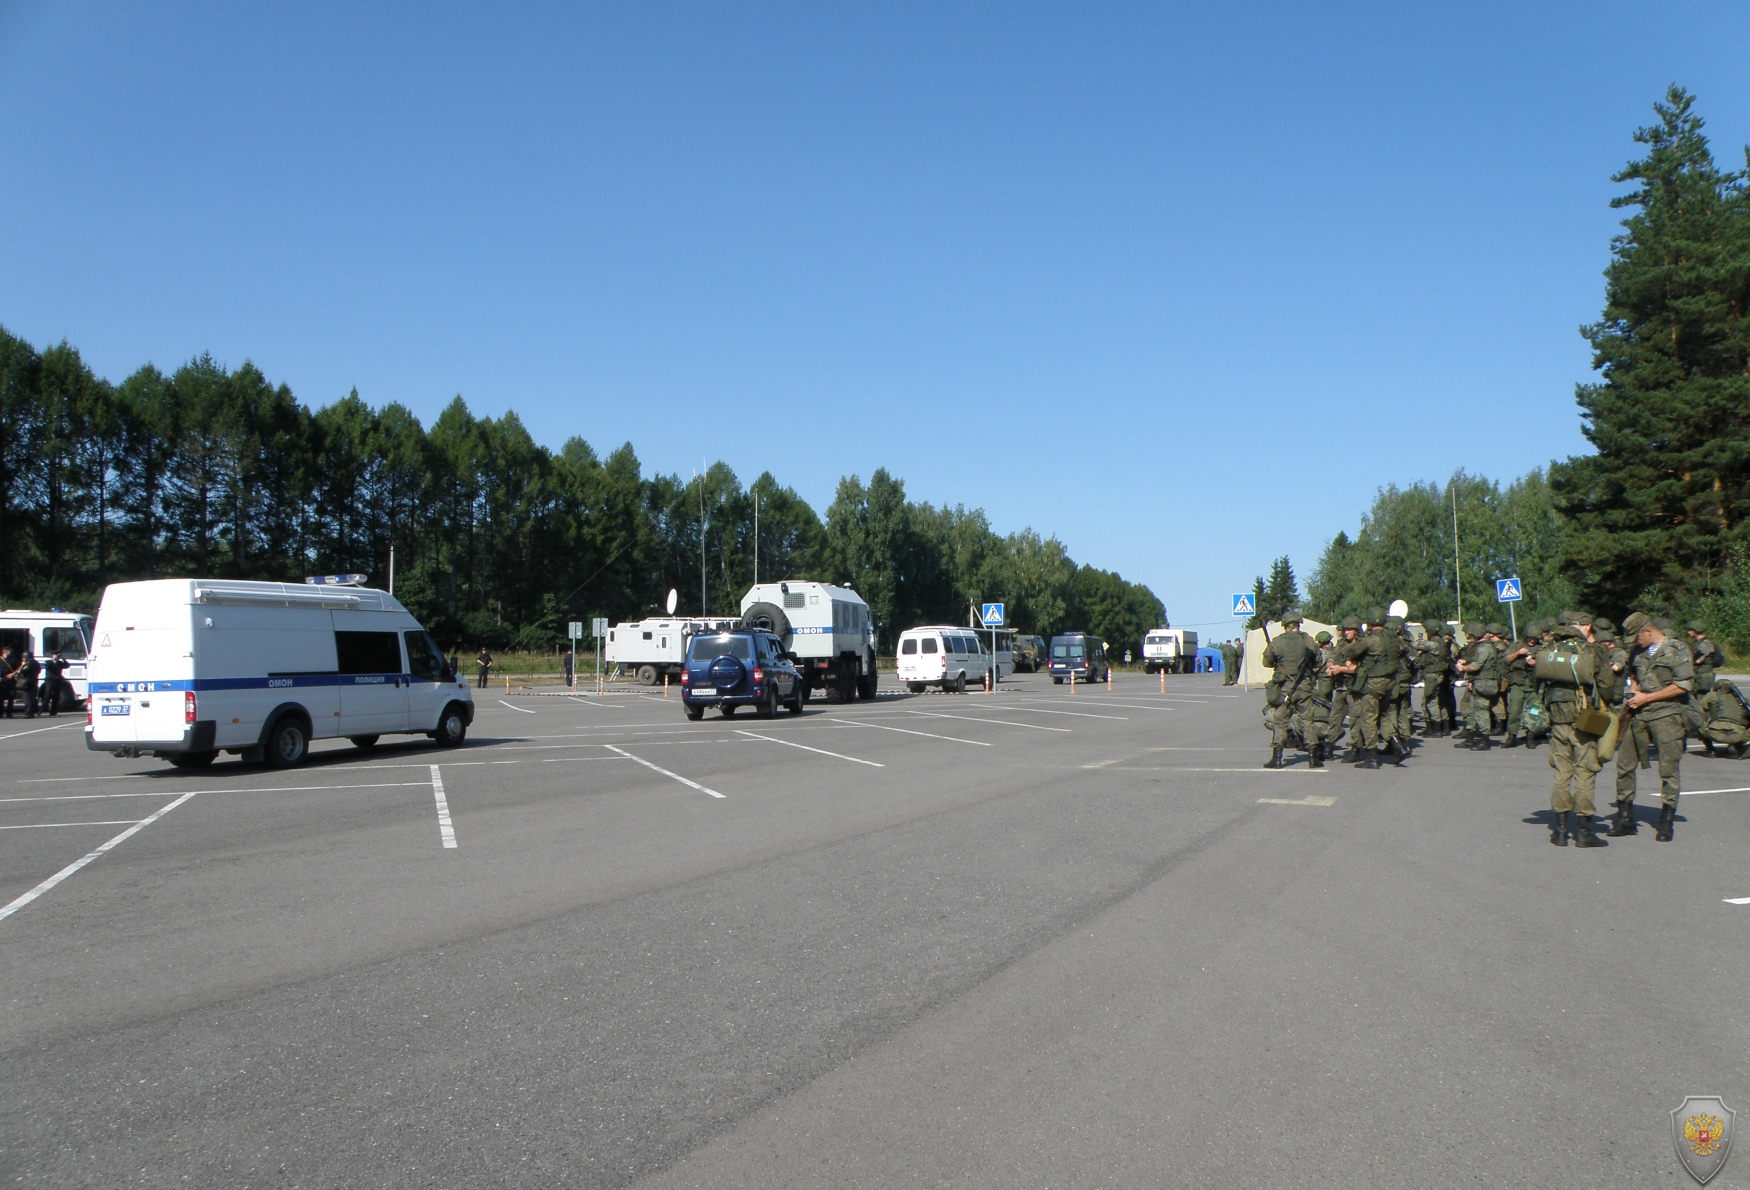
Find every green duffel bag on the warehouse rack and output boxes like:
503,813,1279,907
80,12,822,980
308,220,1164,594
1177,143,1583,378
1533,643,1599,686
1264,678,1285,708
1472,677,1501,698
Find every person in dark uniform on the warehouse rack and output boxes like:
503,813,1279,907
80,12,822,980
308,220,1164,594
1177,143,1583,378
476,647,493,689
0,647,18,717
563,648,575,687
16,651,41,718
38,651,70,716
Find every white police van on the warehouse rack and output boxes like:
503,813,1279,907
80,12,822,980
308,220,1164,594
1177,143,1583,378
740,581,878,703
896,625,1007,693
0,608,95,709
85,578,474,769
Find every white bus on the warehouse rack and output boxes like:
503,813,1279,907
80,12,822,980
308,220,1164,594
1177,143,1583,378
0,608,96,710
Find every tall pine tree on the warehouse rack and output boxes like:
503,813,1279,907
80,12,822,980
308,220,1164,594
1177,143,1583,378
1551,86,1750,611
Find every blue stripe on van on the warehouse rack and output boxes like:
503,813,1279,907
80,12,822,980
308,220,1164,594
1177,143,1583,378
89,674,420,694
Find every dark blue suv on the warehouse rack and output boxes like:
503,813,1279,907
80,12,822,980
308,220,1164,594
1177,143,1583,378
681,629,803,720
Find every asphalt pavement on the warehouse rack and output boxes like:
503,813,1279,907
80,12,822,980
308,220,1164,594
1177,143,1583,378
2,673,1747,1188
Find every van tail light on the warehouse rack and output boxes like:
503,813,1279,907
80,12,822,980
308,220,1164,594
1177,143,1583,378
185,691,197,724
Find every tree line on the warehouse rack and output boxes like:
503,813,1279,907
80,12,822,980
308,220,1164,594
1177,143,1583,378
1290,86,1750,646
0,332,1164,654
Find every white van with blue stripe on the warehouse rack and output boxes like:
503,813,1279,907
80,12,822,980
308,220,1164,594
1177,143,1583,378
85,579,474,769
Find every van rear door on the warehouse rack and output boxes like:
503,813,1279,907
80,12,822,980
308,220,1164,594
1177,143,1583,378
89,616,192,747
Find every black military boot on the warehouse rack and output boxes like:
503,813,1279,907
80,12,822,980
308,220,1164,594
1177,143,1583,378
1606,800,1637,836
1702,738,1718,758
1655,804,1675,842
1550,810,1569,846
1573,813,1608,848
1474,734,1493,752
1356,747,1379,769
1503,734,1522,748
1309,742,1325,769
1263,747,1284,770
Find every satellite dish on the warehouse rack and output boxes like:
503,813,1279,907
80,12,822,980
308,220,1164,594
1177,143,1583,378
1388,599,1409,619
666,588,678,615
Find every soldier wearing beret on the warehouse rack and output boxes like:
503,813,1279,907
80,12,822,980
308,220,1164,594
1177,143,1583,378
1613,612,1695,841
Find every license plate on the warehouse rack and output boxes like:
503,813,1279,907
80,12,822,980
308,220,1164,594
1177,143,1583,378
100,703,130,716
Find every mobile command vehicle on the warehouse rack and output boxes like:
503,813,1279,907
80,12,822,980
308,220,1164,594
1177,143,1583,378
85,579,474,769
1048,631,1109,684
0,608,94,710
604,617,739,685
679,627,803,719
896,625,1005,693
740,581,878,703
1142,627,1199,674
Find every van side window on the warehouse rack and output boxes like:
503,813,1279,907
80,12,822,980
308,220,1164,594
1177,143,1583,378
922,638,938,654
42,626,87,659
901,639,918,655
336,631,403,674
405,631,447,681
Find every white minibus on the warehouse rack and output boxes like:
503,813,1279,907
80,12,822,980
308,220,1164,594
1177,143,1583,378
896,625,1008,693
85,579,474,769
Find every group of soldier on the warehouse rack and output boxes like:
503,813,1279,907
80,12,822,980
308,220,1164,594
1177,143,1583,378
1257,607,1742,847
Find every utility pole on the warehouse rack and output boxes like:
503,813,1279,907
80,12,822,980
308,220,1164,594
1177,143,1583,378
753,486,760,587
1451,479,1462,627
698,466,707,616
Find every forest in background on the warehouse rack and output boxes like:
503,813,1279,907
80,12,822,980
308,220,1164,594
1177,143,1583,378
1281,87,1750,647
0,331,1163,655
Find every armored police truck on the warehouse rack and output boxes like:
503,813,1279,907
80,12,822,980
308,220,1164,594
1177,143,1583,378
740,581,877,703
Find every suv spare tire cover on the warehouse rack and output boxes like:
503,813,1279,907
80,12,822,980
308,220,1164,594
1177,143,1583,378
742,602,791,639
710,655,746,691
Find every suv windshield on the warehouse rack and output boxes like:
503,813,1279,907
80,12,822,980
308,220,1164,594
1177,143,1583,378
690,635,752,662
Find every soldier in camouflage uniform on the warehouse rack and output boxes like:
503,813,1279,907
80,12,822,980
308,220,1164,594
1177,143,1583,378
1328,607,1399,769
1613,612,1695,842
1453,622,1503,749
1539,614,1609,847
1502,628,1538,747
1683,620,1725,744
1382,615,1416,757
1416,626,1451,737
1260,610,1321,770
1325,616,1361,755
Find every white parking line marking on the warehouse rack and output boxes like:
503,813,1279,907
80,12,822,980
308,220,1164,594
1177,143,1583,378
0,820,143,829
903,710,1070,733
1259,796,1337,806
605,745,726,797
5,781,434,802
566,696,624,709
497,700,537,714
0,790,201,924
832,718,991,746
430,765,456,848
0,791,190,803
1724,897,1750,905
966,704,1127,721
734,730,884,766
1010,698,1167,713
0,721,81,741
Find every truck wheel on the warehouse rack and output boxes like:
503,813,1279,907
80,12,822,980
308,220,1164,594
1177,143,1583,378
636,665,658,686
168,750,218,769
434,704,468,748
824,676,847,704
264,715,309,768
348,735,379,749
857,665,878,700
742,602,791,638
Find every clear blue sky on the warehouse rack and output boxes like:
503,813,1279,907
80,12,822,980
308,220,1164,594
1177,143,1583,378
2,2,1746,631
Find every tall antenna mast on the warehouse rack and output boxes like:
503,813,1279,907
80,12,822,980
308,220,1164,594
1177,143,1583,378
1451,478,1462,626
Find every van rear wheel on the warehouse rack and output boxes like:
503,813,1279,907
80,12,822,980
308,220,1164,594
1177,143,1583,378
264,717,309,768
951,672,966,694
168,750,218,769
348,735,379,749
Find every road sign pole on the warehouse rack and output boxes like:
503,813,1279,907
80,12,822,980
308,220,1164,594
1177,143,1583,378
1508,603,1516,644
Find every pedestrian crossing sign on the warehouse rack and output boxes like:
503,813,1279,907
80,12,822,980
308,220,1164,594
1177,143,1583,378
981,603,1005,626
1232,593,1255,617
1496,577,1522,602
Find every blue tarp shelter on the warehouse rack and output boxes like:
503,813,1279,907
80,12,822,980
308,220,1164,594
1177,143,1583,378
1195,646,1223,673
